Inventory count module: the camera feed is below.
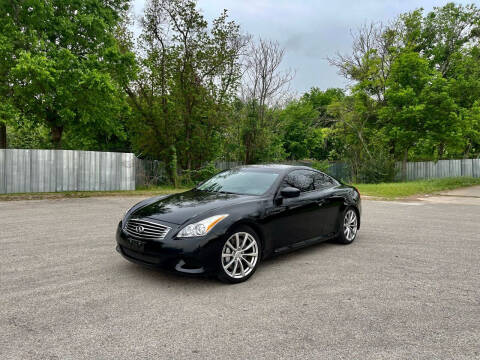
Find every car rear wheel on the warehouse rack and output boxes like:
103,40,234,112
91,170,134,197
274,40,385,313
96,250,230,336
218,226,261,284
336,207,359,244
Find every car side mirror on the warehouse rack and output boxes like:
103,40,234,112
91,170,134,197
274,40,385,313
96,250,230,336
280,186,300,198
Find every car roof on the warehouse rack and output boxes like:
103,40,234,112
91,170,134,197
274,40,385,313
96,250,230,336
230,164,314,174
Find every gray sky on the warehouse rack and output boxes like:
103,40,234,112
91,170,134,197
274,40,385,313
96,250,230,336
132,0,473,95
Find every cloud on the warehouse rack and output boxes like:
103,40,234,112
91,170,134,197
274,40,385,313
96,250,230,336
133,0,474,94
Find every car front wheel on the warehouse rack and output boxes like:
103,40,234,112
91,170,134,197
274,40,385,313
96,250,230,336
218,226,260,283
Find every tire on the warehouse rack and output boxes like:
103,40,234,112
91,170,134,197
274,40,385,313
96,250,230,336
217,225,261,284
336,207,359,245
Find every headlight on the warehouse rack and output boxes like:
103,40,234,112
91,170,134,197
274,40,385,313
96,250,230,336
177,214,229,238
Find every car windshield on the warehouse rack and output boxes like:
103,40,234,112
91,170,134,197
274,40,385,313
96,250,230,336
197,170,279,195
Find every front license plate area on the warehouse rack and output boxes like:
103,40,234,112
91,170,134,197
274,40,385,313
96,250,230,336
127,238,145,252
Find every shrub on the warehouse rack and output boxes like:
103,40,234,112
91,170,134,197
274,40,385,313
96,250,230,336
310,159,330,173
355,150,395,183
180,162,220,186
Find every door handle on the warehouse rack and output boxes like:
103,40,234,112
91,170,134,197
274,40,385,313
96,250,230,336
316,200,325,206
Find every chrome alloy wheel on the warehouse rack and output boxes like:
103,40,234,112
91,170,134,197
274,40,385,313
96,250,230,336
343,209,358,242
221,232,259,279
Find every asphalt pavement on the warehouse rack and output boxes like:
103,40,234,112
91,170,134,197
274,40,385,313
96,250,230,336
1,190,479,359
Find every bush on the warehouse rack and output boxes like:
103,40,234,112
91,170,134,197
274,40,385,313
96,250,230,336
354,150,395,183
167,145,178,187
180,162,220,186
310,159,330,173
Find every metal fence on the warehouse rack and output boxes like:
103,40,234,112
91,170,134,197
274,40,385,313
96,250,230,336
213,159,480,183
394,158,480,181
135,159,167,188
0,149,135,194
2,149,479,194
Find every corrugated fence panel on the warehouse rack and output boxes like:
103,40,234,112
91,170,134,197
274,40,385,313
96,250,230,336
450,159,461,178
473,159,480,178
461,159,472,177
0,150,5,193
1,151,479,194
48,150,56,192
95,151,101,191
396,158,480,181
0,149,136,194
121,153,127,190
66,150,74,191
10,149,24,193
121,153,135,190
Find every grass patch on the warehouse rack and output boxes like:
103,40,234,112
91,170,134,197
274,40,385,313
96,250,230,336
354,177,480,199
0,185,189,201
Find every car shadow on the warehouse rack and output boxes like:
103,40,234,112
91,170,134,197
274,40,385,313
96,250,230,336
117,261,220,287
117,239,339,286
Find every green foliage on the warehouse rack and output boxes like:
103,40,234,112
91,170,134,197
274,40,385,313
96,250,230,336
180,162,220,186
279,88,344,161
355,149,396,184
126,0,245,169
310,160,330,173
379,51,431,157
6,121,50,149
327,2,480,182
0,0,135,149
281,100,317,159
167,145,178,188
1,1,479,186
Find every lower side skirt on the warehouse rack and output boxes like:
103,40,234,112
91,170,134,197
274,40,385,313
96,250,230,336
273,233,337,255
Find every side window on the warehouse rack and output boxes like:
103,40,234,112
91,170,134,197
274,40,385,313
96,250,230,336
282,170,316,192
313,172,337,190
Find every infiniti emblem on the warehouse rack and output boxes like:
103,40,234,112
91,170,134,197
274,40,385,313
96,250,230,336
135,225,144,233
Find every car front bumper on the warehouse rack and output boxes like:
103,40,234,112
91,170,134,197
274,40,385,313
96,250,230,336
115,221,223,274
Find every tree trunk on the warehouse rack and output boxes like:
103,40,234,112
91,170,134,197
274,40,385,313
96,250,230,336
437,142,445,159
185,116,191,170
463,142,471,159
51,125,64,149
402,148,408,181
244,131,255,164
0,123,6,149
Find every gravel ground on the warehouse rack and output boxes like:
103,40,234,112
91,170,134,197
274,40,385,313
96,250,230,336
0,194,479,359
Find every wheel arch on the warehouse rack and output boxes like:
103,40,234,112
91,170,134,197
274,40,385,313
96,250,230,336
226,220,268,259
339,202,361,230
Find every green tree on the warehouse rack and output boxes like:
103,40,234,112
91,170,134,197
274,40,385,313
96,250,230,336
127,0,247,171
420,3,480,77
329,2,480,178
280,99,317,160
241,39,293,163
279,88,344,160
379,51,430,176
0,0,135,149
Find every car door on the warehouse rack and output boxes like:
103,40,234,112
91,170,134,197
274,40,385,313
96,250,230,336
267,170,324,250
312,171,343,236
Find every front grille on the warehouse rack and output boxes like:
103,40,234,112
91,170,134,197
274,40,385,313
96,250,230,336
125,218,171,240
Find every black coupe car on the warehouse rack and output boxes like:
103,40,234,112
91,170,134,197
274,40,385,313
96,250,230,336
116,165,361,283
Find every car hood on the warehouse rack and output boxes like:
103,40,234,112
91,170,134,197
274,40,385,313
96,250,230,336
130,189,255,225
